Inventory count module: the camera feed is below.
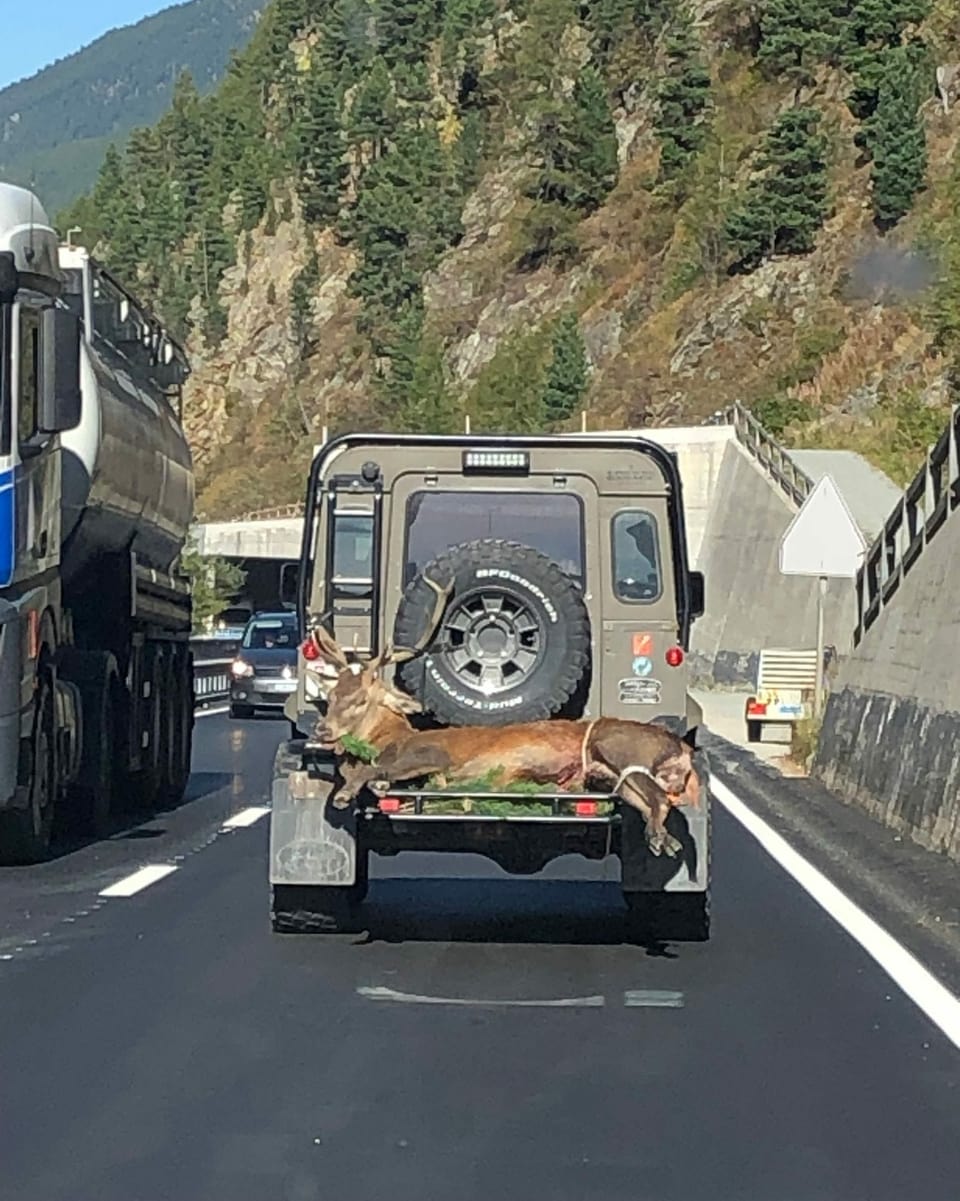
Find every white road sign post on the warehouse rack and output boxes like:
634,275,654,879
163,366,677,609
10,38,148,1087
778,475,866,718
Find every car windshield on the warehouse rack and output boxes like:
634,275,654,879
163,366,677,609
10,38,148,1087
242,619,297,650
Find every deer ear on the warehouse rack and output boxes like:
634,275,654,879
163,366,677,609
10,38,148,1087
379,684,424,716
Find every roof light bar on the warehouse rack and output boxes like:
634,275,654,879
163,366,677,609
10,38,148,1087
462,449,530,474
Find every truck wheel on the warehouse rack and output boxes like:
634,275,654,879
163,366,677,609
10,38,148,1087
624,891,710,944
0,676,56,865
59,650,121,838
271,884,363,934
138,645,164,814
167,646,193,804
394,539,591,726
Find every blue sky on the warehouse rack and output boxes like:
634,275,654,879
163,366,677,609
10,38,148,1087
0,2,170,91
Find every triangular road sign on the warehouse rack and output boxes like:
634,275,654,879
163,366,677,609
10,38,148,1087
779,474,867,578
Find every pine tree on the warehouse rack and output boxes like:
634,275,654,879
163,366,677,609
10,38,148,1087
376,0,439,70
756,0,848,87
322,0,376,83
725,107,829,271
347,56,398,164
542,312,589,425
865,52,928,227
533,67,618,214
656,23,712,180
292,65,345,224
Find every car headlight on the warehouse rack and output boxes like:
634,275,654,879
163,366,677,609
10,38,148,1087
231,658,254,678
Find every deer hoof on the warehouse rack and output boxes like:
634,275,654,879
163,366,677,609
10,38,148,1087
664,834,683,858
331,793,353,811
369,779,391,796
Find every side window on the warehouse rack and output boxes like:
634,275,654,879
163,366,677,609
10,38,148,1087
17,306,40,445
611,510,662,603
331,513,374,598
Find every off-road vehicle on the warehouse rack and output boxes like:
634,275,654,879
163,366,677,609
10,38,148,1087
271,433,709,938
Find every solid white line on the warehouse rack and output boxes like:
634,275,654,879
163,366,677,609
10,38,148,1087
357,986,606,1008
98,864,179,898
220,806,271,830
712,776,960,1051
195,705,229,718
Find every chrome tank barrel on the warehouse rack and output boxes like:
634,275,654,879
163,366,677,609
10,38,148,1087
59,333,194,578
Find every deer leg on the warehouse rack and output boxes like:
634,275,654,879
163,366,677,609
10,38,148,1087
616,773,682,859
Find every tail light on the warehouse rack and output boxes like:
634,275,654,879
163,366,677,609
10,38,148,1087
575,801,598,817
301,636,321,662
665,646,684,668
378,797,401,813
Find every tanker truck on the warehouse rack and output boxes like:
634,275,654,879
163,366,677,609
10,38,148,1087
0,182,195,863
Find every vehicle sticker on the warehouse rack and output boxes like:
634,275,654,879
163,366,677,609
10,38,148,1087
618,678,662,705
632,633,653,657
632,655,653,677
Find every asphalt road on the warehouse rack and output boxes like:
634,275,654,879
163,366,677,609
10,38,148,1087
1,712,959,1201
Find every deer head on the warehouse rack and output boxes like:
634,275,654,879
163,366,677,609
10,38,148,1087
305,574,452,746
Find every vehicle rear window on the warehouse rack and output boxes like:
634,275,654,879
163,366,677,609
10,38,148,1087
242,618,298,649
404,491,584,586
611,510,662,603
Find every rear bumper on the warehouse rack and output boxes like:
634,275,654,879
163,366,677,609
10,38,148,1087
231,679,296,709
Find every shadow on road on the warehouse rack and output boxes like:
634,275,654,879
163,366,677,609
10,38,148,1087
353,878,683,957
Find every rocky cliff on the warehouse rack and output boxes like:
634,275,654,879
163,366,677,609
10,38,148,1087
60,0,960,518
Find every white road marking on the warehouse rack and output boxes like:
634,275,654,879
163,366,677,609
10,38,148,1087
358,986,606,1008
712,777,960,1052
98,864,179,898
195,705,229,718
220,805,271,830
623,989,684,1008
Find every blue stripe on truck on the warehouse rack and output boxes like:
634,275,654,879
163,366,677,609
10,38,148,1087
0,468,14,588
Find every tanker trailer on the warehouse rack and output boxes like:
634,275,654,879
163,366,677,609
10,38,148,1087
0,182,195,863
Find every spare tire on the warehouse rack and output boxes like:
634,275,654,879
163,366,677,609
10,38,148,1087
393,538,591,726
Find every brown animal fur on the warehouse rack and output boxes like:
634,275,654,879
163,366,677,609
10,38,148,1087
309,635,700,858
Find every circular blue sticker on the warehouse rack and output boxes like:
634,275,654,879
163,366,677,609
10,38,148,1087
632,655,653,677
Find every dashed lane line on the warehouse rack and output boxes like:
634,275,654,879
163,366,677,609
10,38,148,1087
97,864,179,898
712,776,960,1053
220,806,271,831
356,987,685,1008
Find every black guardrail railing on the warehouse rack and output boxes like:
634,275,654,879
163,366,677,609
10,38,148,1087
191,635,240,709
854,404,959,646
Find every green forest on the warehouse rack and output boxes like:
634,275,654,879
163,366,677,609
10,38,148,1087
0,0,261,213
56,0,959,510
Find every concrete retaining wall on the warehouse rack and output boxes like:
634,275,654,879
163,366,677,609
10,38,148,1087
689,440,857,687
814,508,960,860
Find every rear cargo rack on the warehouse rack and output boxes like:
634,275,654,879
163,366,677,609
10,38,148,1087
360,788,619,822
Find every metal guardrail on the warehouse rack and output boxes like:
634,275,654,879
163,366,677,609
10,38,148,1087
236,503,305,522
854,404,959,646
707,402,814,507
190,635,239,709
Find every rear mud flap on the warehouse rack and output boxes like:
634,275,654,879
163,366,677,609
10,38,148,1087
268,752,358,887
620,747,711,894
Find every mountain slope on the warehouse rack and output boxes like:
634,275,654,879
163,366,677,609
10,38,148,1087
60,0,960,519
0,0,263,213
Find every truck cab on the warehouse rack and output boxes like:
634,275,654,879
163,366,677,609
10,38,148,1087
271,433,710,939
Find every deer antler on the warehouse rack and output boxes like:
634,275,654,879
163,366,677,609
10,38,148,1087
310,624,351,669
369,573,453,671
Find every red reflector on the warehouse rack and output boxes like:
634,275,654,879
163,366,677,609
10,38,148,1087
665,646,684,667
301,636,321,661
575,801,598,817
378,797,401,813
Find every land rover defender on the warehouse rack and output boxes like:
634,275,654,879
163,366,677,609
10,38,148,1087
270,433,709,938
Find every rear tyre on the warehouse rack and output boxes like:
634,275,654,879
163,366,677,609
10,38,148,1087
394,539,591,726
230,703,254,719
0,676,56,865
624,891,710,944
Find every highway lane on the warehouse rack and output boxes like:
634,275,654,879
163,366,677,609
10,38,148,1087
1,714,959,1201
